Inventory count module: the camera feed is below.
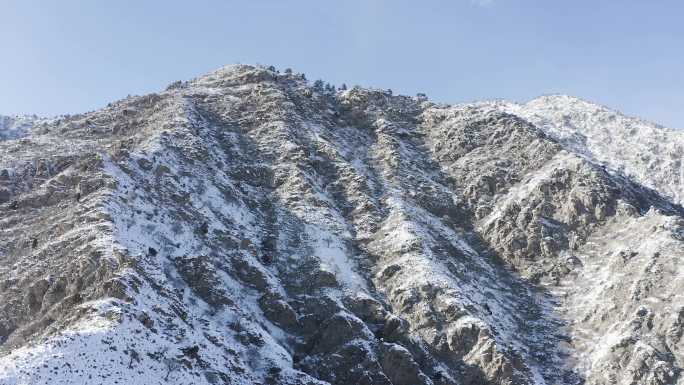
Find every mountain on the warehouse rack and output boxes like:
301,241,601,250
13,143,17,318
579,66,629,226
0,115,40,141
0,64,683,385
506,95,684,205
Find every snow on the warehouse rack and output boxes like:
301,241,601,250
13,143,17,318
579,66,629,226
445,95,684,206
0,111,321,384
3,64,683,385
502,95,684,205
368,191,561,384
306,225,367,291
479,151,581,230
553,209,684,378
0,115,39,141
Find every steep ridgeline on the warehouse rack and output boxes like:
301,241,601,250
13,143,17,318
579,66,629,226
0,65,683,385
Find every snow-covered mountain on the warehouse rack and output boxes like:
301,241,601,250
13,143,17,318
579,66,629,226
1,65,683,385
0,115,39,141
506,95,684,205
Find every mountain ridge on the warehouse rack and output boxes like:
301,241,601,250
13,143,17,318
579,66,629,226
0,64,683,385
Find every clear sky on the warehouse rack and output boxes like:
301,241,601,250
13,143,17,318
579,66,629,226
1,0,683,128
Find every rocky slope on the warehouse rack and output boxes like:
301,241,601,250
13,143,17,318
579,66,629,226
503,96,684,205
0,65,683,385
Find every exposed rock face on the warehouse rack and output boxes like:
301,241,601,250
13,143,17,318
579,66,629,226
0,64,683,385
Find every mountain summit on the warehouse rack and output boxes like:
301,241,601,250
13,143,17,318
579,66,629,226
1,64,683,385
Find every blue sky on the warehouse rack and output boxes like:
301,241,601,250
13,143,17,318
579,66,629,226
1,1,683,128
